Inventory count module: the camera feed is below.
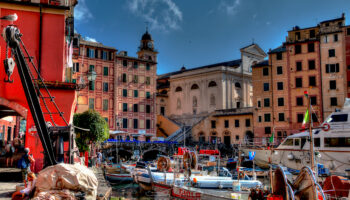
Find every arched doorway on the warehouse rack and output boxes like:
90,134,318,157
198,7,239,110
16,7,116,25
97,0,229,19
142,149,168,161
198,132,205,143
223,131,231,147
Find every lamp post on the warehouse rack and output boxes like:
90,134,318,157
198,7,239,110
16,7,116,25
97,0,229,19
87,70,97,82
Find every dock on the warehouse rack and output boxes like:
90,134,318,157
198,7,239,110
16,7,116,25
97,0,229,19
92,167,112,200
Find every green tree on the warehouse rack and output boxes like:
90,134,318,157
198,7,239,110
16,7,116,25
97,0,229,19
73,110,109,152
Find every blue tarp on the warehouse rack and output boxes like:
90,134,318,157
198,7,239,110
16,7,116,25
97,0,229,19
105,139,178,144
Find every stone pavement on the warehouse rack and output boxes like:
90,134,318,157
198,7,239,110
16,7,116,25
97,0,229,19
0,168,23,200
0,181,21,200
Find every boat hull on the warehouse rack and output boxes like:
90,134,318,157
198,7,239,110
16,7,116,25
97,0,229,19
105,173,133,182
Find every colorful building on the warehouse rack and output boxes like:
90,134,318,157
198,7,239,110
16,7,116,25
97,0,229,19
0,0,77,171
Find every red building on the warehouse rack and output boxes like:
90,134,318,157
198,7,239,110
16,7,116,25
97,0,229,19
0,0,77,171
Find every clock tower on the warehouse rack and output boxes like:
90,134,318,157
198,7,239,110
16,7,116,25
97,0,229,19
137,30,158,62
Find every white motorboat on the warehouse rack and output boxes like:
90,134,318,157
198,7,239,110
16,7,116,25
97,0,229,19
243,98,350,176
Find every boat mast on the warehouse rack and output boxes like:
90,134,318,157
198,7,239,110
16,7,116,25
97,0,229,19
305,91,315,171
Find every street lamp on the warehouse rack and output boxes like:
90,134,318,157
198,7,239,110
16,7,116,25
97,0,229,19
87,70,97,82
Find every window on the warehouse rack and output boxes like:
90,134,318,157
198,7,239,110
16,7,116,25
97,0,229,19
134,119,138,129
309,76,316,87
324,35,328,43
133,104,138,112
330,97,337,106
329,114,348,122
235,82,241,88
295,78,302,88
236,102,241,108
211,120,216,129
308,60,315,70
295,32,300,40
123,103,128,112
146,92,151,99
310,96,317,105
146,105,151,113
102,51,107,60
258,116,262,122
312,113,318,123
279,113,285,121
278,98,284,106
122,73,127,82
89,81,95,91
224,120,229,128
123,89,127,97
295,44,301,54
133,75,138,83
308,43,315,52
235,120,239,127
88,48,95,58
329,49,335,57
348,28,350,35
146,63,150,70
103,67,108,76
191,84,199,90
296,61,302,71
264,114,271,122
277,66,283,74
72,79,76,83
146,77,151,85
122,118,128,128
146,119,151,129
123,60,128,67
324,137,350,147
89,98,94,109
277,131,282,137
133,62,138,69
297,113,304,123
103,83,108,92
296,97,303,106
73,63,80,72
236,135,239,141
314,138,320,147
325,63,339,73
276,52,282,60
334,34,338,42
263,83,269,91
263,68,269,76
246,119,250,127
265,127,271,134
257,100,261,108
264,98,270,107
277,82,283,90
134,90,138,97
104,117,108,123
208,81,217,87
329,80,336,90
103,99,108,111
175,87,182,92
89,65,95,72
309,29,315,38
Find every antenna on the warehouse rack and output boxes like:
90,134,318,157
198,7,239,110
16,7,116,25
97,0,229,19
145,21,149,32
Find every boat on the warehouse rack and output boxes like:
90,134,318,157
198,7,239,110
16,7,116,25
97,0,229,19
103,163,135,183
243,98,350,176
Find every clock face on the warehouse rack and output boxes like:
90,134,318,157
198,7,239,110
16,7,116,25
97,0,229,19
147,41,153,48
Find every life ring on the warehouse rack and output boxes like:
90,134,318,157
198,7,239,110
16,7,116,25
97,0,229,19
157,156,170,172
322,123,330,132
183,151,192,170
190,152,197,169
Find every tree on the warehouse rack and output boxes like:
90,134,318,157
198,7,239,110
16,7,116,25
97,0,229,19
73,110,109,152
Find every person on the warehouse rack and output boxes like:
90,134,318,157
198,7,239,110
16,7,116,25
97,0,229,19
96,150,102,167
19,148,35,186
12,172,36,200
5,141,14,167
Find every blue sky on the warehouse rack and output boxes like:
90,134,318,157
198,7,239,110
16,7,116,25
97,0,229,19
74,0,350,75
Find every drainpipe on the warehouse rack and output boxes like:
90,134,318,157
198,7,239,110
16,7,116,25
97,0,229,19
38,4,43,76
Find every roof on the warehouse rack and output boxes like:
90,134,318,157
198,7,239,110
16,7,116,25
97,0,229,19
320,15,345,24
213,107,253,117
157,59,241,78
252,60,269,68
80,40,117,51
269,45,286,54
142,31,152,40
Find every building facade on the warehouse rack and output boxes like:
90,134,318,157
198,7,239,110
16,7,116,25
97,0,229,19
253,14,349,143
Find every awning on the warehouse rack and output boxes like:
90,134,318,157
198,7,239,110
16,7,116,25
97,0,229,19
109,130,127,135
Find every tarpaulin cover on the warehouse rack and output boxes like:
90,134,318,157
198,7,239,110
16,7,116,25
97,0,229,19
35,163,98,200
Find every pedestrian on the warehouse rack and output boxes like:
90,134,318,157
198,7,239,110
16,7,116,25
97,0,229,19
18,148,35,186
5,141,14,167
96,149,103,167
12,172,36,200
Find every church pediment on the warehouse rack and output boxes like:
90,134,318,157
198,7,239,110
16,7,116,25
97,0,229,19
241,44,267,58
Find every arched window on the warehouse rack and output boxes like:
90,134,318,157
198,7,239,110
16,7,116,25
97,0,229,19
210,94,216,106
235,82,241,88
223,131,231,136
191,84,199,90
177,98,181,109
161,90,167,94
175,86,182,92
208,81,217,87
193,96,198,107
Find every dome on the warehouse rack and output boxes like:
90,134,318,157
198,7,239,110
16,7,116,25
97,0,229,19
141,31,152,40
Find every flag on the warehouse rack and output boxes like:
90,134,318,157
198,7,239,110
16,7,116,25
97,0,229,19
67,41,73,68
269,132,274,143
302,108,309,129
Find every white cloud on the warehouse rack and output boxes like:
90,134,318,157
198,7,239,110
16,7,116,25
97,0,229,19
126,0,182,32
74,0,93,22
85,36,98,43
219,0,240,16
253,14,257,19
266,21,271,25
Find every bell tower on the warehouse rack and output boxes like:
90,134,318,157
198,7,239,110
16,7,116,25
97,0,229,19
137,29,158,61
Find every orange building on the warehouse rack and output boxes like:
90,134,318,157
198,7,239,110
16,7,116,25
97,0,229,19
253,14,349,143
115,31,157,141
71,34,117,130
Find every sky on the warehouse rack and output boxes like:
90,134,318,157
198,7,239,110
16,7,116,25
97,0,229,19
74,0,350,75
